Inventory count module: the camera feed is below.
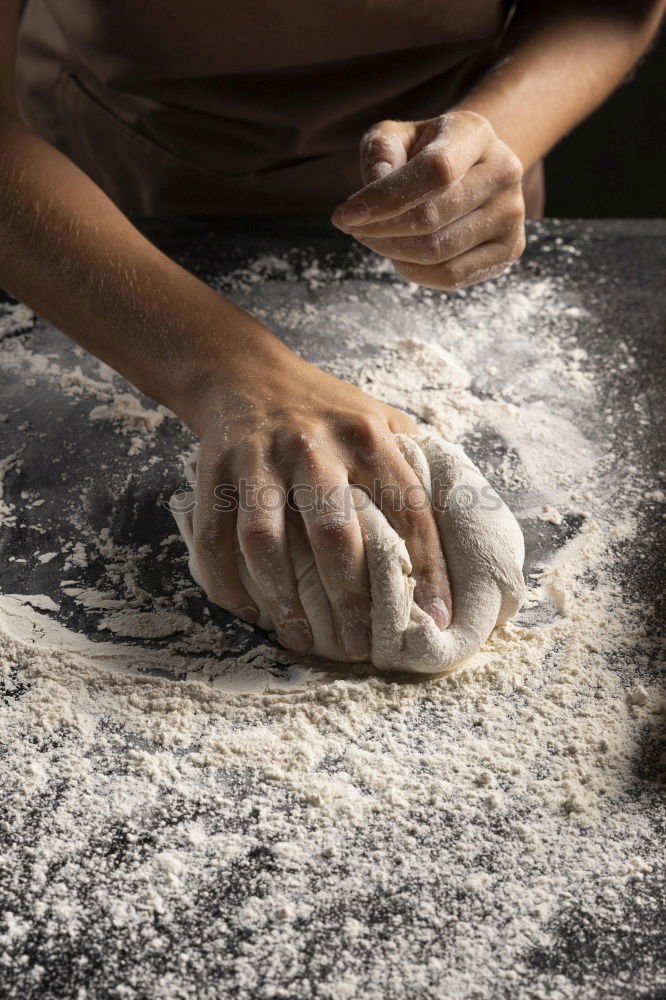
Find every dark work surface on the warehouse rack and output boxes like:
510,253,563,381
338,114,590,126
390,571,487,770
0,218,664,628
0,219,664,1000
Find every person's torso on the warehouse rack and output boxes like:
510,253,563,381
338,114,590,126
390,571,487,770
16,0,511,216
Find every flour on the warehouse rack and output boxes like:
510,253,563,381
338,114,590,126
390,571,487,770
0,299,34,339
97,609,195,639
0,245,664,999
173,433,526,673
0,316,174,440
88,393,170,436
0,450,21,524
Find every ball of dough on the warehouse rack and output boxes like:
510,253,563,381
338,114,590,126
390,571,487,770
171,432,525,675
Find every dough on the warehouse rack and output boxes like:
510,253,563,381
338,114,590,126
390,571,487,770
170,432,525,675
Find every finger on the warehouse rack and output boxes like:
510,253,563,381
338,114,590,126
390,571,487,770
354,192,524,266
236,471,313,654
383,405,420,436
293,458,371,660
341,157,521,238
352,445,452,629
359,119,414,186
332,111,492,228
192,451,257,622
393,234,526,291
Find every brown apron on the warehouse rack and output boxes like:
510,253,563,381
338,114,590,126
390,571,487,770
16,0,541,218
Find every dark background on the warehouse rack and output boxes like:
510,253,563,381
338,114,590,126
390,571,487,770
15,4,666,218
545,27,666,217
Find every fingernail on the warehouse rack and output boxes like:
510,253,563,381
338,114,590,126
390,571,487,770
279,619,313,654
340,202,370,226
233,605,260,624
421,598,450,630
341,621,371,659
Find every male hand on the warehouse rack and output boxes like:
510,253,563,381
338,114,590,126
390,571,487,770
332,111,526,290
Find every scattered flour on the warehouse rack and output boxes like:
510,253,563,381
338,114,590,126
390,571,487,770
97,609,196,639
88,393,170,436
0,247,663,999
0,450,21,525
0,314,174,441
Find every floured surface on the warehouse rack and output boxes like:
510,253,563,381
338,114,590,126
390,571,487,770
173,433,527,673
0,221,664,999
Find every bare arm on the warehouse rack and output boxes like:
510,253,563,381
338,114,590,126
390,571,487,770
0,2,453,654
332,0,665,289
0,3,285,423
457,0,665,170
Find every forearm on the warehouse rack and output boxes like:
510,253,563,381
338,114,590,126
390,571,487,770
0,110,291,430
456,0,664,169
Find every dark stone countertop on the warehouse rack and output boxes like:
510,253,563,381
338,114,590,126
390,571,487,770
0,219,664,1000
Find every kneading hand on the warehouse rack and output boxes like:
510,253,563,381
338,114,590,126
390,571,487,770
331,111,526,290
185,339,452,659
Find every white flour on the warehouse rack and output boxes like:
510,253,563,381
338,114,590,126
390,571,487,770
0,247,663,999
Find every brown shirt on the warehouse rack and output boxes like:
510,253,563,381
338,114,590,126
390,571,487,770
16,1,512,217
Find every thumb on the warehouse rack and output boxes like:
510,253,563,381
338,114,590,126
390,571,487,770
359,119,417,186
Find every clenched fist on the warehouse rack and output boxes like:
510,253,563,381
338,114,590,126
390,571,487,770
332,111,526,290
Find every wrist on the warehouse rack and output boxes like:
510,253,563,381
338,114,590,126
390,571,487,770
171,309,302,437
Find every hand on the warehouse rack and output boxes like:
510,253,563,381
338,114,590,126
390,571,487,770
184,336,453,658
331,111,526,290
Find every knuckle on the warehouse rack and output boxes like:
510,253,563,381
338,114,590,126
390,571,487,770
458,109,493,139
307,485,355,538
449,109,492,139
430,261,457,290
425,150,454,188
477,113,494,138
393,259,424,285
464,108,486,127
347,413,386,448
239,514,280,547
506,200,525,227
435,225,456,255
420,233,442,264
393,260,413,282
433,112,452,130
310,509,354,540
510,228,526,259
414,200,440,233
503,151,523,187
285,424,324,461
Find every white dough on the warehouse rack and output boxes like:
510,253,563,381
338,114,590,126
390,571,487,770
170,432,525,675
